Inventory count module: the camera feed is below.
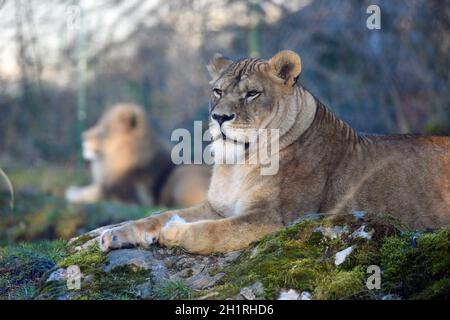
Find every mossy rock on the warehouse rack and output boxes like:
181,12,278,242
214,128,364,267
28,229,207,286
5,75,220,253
210,218,369,299
58,244,106,275
40,244,153,300
206,215,450,300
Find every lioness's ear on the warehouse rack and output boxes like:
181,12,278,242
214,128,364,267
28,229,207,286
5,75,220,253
206,53,232,82
268,50,302,86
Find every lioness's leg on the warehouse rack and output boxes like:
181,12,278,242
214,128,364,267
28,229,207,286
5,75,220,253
99,202,221,252
69,220,132,243
65,184,103,204
159,212,283,254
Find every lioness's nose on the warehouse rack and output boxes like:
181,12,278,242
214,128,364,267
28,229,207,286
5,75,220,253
212,113,235,126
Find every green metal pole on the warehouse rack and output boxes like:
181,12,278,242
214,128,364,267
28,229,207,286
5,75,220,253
248,1,261,58
76,6,87,171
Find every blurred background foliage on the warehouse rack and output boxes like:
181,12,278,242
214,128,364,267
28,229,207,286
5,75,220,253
0,0,448,167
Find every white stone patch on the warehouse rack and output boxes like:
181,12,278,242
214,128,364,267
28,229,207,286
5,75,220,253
239,287,256,300
352,224,374,240
316,226,348,239
250,247,259,259
335,246,354,266
278,289,300,300
300,291,312,300
164,214,187,227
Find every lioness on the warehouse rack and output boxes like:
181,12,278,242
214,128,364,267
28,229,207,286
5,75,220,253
65,103,210,207
85,51,449,255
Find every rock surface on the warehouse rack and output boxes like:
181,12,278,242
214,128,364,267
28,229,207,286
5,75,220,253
40,242,243,300
103,249,164,274
278,289,300,300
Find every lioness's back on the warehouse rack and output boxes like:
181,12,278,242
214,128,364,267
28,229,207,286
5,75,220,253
325,132,450,228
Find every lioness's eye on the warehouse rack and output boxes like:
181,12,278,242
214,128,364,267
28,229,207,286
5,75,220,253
213,88,222,98
245,90,260,99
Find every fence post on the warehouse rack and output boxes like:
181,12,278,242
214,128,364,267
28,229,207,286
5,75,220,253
248,1,262,58
76,5,87,171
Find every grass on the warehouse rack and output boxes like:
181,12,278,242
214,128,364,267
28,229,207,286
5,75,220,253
0,241,67,299
153,279,193,300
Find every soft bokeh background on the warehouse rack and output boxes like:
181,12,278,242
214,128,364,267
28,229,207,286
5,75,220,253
0,0,449,244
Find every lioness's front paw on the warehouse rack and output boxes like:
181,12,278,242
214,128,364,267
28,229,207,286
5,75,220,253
159,223,188,247
100,229,123,252
99,222,160,252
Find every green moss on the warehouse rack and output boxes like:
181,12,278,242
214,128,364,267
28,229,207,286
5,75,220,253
380,237,411,279
412,278,450,300
380,226,450,299
416,228,450,275
340,240,380,270
53,242,152,300
71,265,150,300
313,266,370,300
210,217,450,300
215,220,340,299
207,283,241,300
38,259,151,300
58,244,106,275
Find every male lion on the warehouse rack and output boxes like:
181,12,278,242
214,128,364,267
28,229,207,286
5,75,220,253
84,51,449,255
65,103,210,207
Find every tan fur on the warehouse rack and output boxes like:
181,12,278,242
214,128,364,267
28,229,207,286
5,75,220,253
160,165,212,207
91,51,450,255
65,103,210,207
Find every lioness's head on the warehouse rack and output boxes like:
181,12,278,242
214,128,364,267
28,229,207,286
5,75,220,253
207,50,311,164
82,103,148,162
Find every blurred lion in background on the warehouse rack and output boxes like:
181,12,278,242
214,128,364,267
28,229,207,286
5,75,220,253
65,103,210,207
